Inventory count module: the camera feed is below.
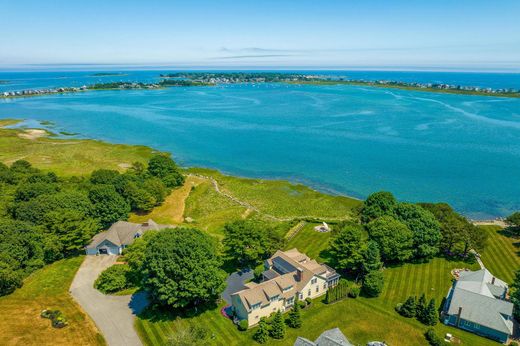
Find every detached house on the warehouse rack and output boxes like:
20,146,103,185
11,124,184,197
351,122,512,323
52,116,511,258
85,219,172,255
442,269,514,343
231,249,340,327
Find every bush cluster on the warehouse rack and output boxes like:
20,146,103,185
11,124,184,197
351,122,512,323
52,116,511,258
94,264,134,294
396,293,438,326
41,309,68,328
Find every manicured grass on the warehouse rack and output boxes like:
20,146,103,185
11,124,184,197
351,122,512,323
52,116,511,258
479,225,520,283
286,222,333,262
0,120,154,176
187,167,361,220
130,175,206,225
0,256,105,346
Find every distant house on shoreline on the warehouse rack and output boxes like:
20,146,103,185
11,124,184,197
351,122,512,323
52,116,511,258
231,248,340,327
442,268,513,344
85,219,172,255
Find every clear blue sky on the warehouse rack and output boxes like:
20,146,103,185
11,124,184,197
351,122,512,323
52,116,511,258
1,0,519,70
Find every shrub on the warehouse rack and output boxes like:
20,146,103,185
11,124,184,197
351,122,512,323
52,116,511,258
253,319,269,344
269,311,286,339
424,328,445,346
238,319,248,331
362,270,384,297
305,297,312,306
397,296,416,318
94,264,134,294
41,309,68,328
287,298,302,328
348,284,360,298
509,342,519,346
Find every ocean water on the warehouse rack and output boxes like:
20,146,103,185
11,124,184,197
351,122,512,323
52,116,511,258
1,71,520,219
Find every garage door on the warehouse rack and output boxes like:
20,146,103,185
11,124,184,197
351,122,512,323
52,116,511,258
98,248,108,255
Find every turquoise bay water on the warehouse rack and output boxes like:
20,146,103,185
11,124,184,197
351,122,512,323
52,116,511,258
1,71,520,219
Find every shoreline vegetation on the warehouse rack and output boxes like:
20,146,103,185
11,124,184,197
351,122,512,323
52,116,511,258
2,72,519,99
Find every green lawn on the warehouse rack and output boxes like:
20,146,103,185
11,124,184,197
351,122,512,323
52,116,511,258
478,225,520,283
187,167,361,220
285,222,333,262
0,256,105,346
0,120,154,176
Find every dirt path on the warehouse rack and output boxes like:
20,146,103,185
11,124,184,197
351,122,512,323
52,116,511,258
472,220,507,228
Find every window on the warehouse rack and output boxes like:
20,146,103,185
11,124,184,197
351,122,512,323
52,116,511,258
299,293,303,300
323,283,327,289
316,286,319,293
286,297,294,305
311,278,317,284
251,303,261,310
308,289,311,296
270,295,279,302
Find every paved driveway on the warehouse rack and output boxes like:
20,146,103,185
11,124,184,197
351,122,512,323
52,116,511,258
221,269,254,304
70,256,148,346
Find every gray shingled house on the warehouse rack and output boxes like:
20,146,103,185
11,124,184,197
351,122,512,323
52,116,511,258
442,269,514,343
85,219,172,255
294,328,353,346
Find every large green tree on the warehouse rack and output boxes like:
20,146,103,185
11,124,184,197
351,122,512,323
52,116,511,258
367,216,414,262
362,270,384,297
329,223,366,273
270,310,286,339
142,228,226,309
507,212,520,229
361,191,397,224
147,154,185,188
88,185,130,228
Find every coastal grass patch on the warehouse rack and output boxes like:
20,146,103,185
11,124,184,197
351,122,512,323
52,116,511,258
129,175,206,225
186,167,361,220
0,121,154,176
0,256,105,346
478,225,520,283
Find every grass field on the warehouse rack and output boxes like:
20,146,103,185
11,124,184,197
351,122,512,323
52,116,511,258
0,256,105,346
187,167,361,220
479,225,520,283
0,119,154,175
285,222,333,262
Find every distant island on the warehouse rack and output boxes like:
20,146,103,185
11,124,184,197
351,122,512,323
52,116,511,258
161,72,520,98
90,72,128,77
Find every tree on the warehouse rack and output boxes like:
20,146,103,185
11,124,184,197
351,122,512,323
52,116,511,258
361,191,397,223
142,228,226,309
14,182,60,202
416,293,427,322
90,169,120,185
424,328,445,346
287,297,302,328
367,216,414,262
394,203,441,260
510,270,520,320
362,270,384,297
398,296,417,318
329,223,366,273
222,220,284,267
147,154,185,188
88,185,130,228
253,318,269,344
270,310,286,339
507,212,520,229
0,267,23,296
43,209,100,254
362,240,382,273
422,298,438,326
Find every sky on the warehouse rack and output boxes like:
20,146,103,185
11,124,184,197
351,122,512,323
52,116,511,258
1,0,519,71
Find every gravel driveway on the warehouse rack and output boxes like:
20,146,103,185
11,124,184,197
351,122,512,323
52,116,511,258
70,256,148,346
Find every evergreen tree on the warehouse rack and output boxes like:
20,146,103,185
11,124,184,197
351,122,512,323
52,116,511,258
253,318,269,344
510,270,520,320
416,293,427,323
398,296,417,318
287,297,302,328
423,298,438,326
270,311,286,339
363,240,383,273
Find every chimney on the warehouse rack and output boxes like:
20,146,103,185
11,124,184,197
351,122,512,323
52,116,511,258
456,307,462,326
296,267,303,282
492,277,496,285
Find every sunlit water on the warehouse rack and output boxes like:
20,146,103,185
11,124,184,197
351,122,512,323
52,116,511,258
1,71,519,219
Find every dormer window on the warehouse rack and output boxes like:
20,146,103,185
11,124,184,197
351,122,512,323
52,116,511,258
270,295,279,302
251,303,261,310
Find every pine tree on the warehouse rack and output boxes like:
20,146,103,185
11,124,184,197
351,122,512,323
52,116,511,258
270,310,286,339
423,298,438,326
287,297,302,328
253,318,269,344
416,293,427,322
399,296,416,318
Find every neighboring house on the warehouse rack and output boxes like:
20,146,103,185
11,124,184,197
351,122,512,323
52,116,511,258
294,328,353,346
231,248,340,327
442,268,514,343
85,219,172,255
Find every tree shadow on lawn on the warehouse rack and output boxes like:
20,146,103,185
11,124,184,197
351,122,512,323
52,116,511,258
137,300,221,323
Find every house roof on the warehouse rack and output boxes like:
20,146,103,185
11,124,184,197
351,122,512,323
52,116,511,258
447,269,513,335
86,219,172,249
294,328,353,346
232,249,337,311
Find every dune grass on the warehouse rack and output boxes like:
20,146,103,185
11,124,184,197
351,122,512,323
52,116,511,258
0,120,154,176
478,225,520,283
0,256,105,346
187,167,361,220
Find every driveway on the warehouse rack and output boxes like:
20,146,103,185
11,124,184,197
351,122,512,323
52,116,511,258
221,269,254,304
70,256,148,346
